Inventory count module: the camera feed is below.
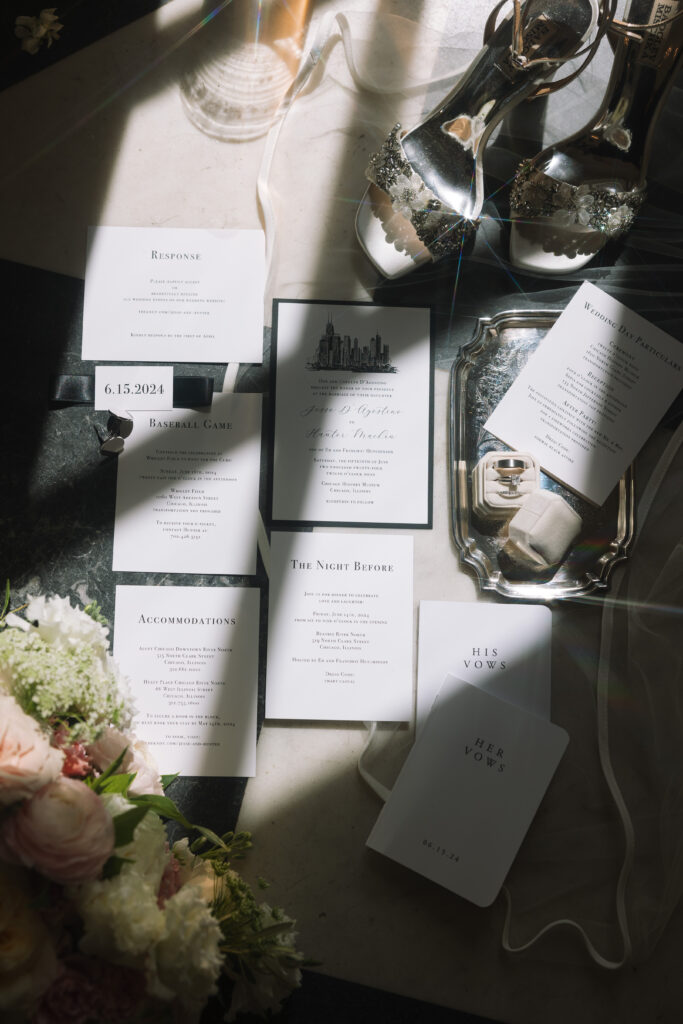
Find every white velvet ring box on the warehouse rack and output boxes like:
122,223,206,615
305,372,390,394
503,490,583,572
472,451,540,519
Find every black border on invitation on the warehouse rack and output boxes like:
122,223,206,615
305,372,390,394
269,298,435,530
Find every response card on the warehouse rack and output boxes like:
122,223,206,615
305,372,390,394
82,226,265,363
266,531,413,721
367,677,569,907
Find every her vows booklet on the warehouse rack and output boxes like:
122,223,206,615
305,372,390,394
270,300,433,527
367,677,568,907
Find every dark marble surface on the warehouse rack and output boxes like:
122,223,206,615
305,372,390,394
0,257,268,838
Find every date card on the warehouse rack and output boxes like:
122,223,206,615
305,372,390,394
367,677,568,907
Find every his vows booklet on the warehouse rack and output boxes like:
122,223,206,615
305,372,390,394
485,281,682,506
266,532,413,721
112,393,262,575
114,585,260,777
270,300,433,527
82,226,265,363
367,678,568,907
417,601,552,733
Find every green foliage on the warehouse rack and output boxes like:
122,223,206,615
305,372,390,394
84,600,108,625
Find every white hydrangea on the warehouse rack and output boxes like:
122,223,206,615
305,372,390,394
154,884,224,1008
76,871,165,962
25,595,110,656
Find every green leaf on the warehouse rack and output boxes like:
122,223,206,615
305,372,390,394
112,806,149,848
160,773,179,791
84,600,108,625
88,747,129,793
98,772,135,796
1,579,10,620
127,793,194,830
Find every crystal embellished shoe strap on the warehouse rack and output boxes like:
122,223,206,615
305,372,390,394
510,161,646,237
365,124,478,259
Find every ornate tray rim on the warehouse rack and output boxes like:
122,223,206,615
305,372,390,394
449,308,636,602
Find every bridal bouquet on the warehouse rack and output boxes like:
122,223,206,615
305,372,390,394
0,588,304,1023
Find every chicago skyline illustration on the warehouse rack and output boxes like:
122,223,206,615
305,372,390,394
306,315,397,372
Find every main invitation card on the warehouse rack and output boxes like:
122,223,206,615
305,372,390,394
112,392,262,575
485,282,683,506
270,300,433,527
416,601,552,733
367,678,569,907
114,585,260,776
266,532,413,721
82,226,265,363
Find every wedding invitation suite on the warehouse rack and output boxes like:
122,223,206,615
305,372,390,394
270,300,433,527
82,226,265,363
112,393,262,575
367,677,569,906
416,601,552,733
114,585,260,776
266,532,413,721
485,282,682,505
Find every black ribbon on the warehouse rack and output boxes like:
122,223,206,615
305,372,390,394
49,374,214,409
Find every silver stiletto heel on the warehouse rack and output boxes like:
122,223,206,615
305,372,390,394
355,0,600,279
509,0,683,274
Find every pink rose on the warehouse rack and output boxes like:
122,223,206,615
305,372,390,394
0,695,64,806
0,777,114,884
87,727,163,796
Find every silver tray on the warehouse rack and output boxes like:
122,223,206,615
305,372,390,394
449,309,636,602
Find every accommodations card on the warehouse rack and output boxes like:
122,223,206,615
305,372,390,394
271,300,433,527
82,226,265,363
416,601,552,734
112,392,262,575
367,677,569,907
485,282,683,505
266,532,413,721
114,585,260,776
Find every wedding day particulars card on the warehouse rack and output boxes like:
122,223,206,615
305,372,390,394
82,226,265,363
416,601,552,734
112,392,262,575
485,282,683,505
266,532,413,721
270,300,433,527
114,585,260,777
367,678,569,907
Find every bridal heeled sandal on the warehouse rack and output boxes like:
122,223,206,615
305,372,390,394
510,0,683,274
355,0,600,279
